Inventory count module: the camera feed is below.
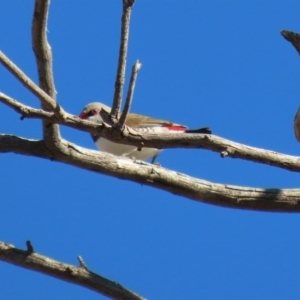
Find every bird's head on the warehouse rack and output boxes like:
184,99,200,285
79,102,111,122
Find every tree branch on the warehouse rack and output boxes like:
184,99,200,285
0,93,54,120
281,30,300,56
118,60,142,128
1,94,300,173
111,0,135,119
0,51,62,114
77,256,88,270
0,240,145,300
294,107,300,142
281,30,300,142
32,0,61,143
1,134,300,212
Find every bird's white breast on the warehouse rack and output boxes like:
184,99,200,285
95,126,185,161
96,138,161,161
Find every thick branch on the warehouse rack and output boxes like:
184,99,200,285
1,134,300,212
1,94,300,173
32,0,61,142
111,0,135,119
0,241,145,300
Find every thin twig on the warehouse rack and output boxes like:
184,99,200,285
77,256,88,270
118,60,142,128
0,51,61,113
0,241,145,300
0,92,54,120
110,0,135,120
26,240,34,254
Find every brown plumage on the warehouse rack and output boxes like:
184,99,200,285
79,102,211,162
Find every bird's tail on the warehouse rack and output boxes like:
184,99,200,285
185,127,212,134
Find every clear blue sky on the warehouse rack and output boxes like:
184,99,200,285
1,1,300,299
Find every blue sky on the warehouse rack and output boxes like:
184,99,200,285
1,1,300,299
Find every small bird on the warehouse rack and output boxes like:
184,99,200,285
79,102,211,162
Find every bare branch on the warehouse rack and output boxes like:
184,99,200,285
0,51,61,113
0,241,145,300
32,0,61,142
294,108,300,142
282,30,300,142
1,95,300,173
32,0,56,99
0,92,54,120
1,134,300,212
111,0,135,119
118,60,142,128
281,30,300,56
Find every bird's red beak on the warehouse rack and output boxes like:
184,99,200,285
79,112,88,119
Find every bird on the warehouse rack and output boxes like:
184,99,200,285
79,102,211,163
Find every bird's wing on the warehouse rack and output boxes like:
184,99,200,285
126,113,188,130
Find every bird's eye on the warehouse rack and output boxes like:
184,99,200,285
88,109,98,116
